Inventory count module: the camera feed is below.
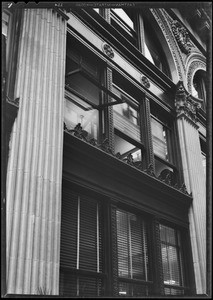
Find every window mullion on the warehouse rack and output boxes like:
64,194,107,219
140,97,154,169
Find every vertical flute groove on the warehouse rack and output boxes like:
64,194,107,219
6,9,67,295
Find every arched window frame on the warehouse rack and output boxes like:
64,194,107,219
191,70,207,111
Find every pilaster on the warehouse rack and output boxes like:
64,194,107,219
6,8,67,295
175,81,206,294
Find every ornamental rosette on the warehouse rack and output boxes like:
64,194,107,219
141,76,150,88
102,43,114,59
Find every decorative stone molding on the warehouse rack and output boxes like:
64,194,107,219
171,20,192,55
141,75,150,89
150,9,185,80
64,122,191,196
102,42,114,59
186,60,206,93
175,81,202,123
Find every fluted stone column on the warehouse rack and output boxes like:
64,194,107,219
6,8,67,295
175,82,206,294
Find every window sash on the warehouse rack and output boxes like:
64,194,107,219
151,117,169,161
159,224,184,290
60,190,104,296
116,210,149,281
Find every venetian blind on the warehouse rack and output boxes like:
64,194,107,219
116,210,149,281
60,189,104,296
159,224,184,290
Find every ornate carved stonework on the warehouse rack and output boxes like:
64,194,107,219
102,42,114,59
150,9,185,79
175,81,202,123
141,75,150,89
186,59,206,93
171,20,192,55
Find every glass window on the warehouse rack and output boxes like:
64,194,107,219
110,8,137,47
112,8,134,29
64,48,102,142
201,152,206,177
2,11,10,37
114,133,142,165
112,81,144,168
143,19,171,78
116,209,150,296
159,224,185,295
150,113,178,185
200,137,206,179
60,190,105,297
192,71,207,110
151,117,168,161
112,84,141,142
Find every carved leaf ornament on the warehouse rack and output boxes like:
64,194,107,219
171,20,191,54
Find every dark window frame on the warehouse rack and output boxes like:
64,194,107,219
110,8,138,47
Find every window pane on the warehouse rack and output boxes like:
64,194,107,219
113,86,140,141
64,99,99,141
202,152,206,177
112,9,134,29
114,134,142,163
160,224,184,288
2,12,10,36
66,73,100,106
60,272,104,297
79,196,98,271
151,117,168,160
119,281,149,297
116,210,149,281
60,190,104,296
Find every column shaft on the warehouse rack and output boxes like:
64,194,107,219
177,115,206,294
6,9,67,295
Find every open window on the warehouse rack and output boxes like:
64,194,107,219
64,39,125,143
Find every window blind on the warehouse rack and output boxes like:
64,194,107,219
60,189,104,297
159,224,184,295
116,210,150,296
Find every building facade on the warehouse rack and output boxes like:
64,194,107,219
2,2,211,297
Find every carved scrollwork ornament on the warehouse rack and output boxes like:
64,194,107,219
175,81,201,123
102,43,114,59
171,20,192,55
141,76,150,89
